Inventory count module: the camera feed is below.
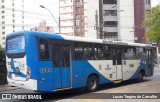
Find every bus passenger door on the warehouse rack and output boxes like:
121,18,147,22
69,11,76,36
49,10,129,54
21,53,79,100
146,49,153,76
52,44,71,89
112,48,123,80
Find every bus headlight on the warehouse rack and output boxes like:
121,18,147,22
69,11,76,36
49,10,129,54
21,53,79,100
26,67,31,81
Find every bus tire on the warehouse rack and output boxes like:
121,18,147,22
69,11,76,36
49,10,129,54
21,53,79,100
87,75,99,92
137,71,144,82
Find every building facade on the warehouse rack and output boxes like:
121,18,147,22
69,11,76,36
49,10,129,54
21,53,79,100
60,0,151,43
60,0,85,37
30,21,54,33
0,0,24,48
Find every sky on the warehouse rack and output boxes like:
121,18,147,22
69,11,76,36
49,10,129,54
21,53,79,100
25,0,59,16
152,0,160,7
24,0,59,32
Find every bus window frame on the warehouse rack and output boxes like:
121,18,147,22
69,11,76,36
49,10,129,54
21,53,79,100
73,42,112,60
38,37,51,61
6,34,26,58
123,46,137,60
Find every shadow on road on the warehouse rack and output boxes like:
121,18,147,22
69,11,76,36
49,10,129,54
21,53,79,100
34,79,152,101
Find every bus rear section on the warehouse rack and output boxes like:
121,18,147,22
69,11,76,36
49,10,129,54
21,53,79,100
6,34,37,90
37,38,72,92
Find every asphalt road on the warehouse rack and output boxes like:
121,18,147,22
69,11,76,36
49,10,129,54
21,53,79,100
1,66,160,102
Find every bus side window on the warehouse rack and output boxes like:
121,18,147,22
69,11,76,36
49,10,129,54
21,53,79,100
62,46,70,67
74,42,93,60
52,45,60,67
124,47,137,60
103,45,111,60
137,47,145,59
39,38,49,60
74,43,83,60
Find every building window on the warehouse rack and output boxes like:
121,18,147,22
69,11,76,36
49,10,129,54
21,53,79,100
75,7,80,12
13,19,15,23
22,26,24,30
2,32,5,34
1,5,4,8
75,19,80,26
22,4,24,8
75,0,81,5
146,0,151,5
104,32,118,38
2,42,5,45
2,10,5,13
104,21,117,27
2,26,5,29
2,16,5,19
75,14,80,19
2,37,5,40
2,21,5,24
103,0,117,4
12,8,14,11
75,27,81,32
1,0,4,3
104,10,117,16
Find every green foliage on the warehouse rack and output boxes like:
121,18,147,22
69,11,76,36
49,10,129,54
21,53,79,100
142,6,160,42
0,45,7,85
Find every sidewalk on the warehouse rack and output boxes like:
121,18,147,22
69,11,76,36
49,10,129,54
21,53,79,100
0,84,20,92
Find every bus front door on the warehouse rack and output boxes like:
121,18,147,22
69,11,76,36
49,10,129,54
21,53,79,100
146,49,153,76
52,44,71,89
112,48,123,81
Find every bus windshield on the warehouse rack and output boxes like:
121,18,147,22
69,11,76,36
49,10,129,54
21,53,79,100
7,35,25,54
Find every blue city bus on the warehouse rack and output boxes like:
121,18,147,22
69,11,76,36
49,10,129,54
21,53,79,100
6,31,155,92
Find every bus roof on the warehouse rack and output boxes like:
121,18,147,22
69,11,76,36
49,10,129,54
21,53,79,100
7,30,152,48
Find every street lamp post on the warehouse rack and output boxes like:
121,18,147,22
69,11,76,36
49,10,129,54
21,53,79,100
40,5,61,34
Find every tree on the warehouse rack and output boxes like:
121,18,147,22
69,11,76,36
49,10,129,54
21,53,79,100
0,45,7,85
0,45,5,65
142,6,160,42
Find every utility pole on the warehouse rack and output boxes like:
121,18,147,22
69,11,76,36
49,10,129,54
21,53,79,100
40,5,61,34
95,10,99,39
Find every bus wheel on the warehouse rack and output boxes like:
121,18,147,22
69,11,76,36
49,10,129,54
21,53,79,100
87,75,99,92
137,71,144,82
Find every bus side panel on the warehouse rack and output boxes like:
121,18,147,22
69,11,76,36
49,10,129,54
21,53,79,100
26,33,38,79
37,61,55,92
129,59,147,79
25,33,39,90
122,60,141,80
72,60,112,88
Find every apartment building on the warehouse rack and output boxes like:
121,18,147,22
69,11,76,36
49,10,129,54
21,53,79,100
30,21,54,33
0,0,24,48
60,0,85,37
60,0,151,43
